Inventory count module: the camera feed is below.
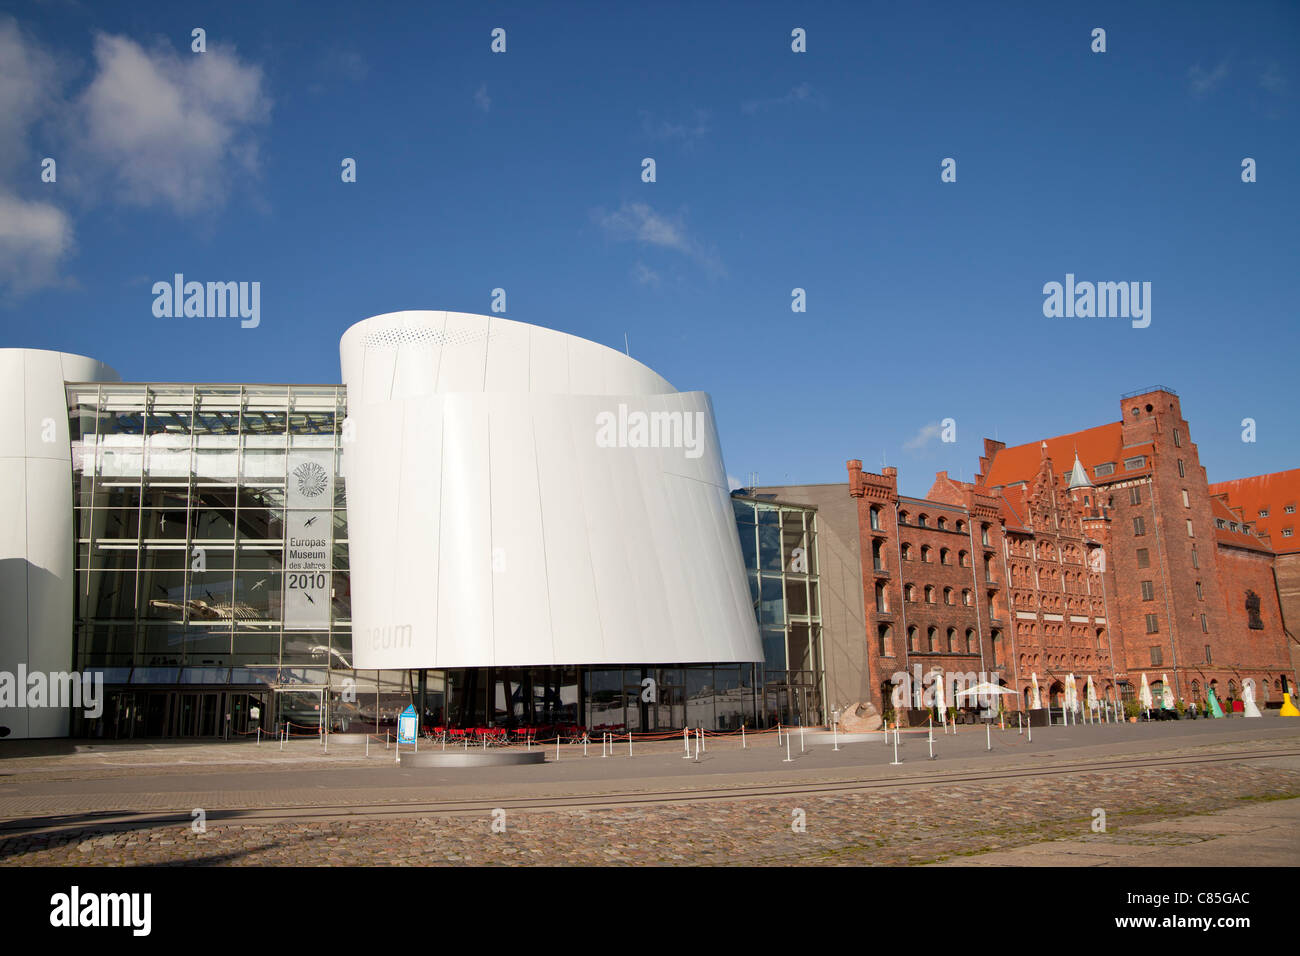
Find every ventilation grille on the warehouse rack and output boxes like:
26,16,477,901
360,326,494,349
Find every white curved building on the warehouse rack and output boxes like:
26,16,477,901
341,311,762,671
0,349,119,738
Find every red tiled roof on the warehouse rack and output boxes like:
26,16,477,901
1209,469,1300,555
982,421,1125,489
1209,496,1273,554
997,485,1030,532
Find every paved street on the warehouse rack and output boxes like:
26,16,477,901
1,719,1297,865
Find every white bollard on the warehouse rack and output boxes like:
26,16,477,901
777,723,782,746
257,727,261,746
833,721,840,751
986,722,991,752
628,732,632,758
891,732,902,766
1028,720,1032,743
556,734,561,761
741,724,746,748
928,726,934,760
683,727,691,759
700,728,705,753
800,724,805,753
583,734,589,757
783,733,793,763
694,729,701,763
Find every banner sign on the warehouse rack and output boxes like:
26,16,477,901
284,450,334,630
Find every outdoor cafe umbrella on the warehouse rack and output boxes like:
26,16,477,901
1160,673,1175,710
1139,673,1154,711
1065,672,1077,712
933,671,947,722
1086,674,1098,711
955,681,1018,712
1030,672,1042,709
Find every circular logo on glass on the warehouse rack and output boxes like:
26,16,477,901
293,460,329,499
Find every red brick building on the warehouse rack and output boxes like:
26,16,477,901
775,386,1296,718
1207,469,1300,679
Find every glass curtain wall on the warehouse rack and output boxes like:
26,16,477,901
732,495,826,727
67,382,400,737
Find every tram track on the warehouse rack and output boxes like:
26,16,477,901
1,744,1296,838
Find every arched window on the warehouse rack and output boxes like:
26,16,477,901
927,627,938,652
988,630,998,664
943,586,953,605
918,513,929,527
959,550,970,567
869,505,881,531
875,581,888,613
921,545,932,563
924,585,936,604
908,626,918,652
878,624,893,657
899,510,910,525
940,547,951,565
902,542,913,561
966,629,977,654
947,627,957,652
956,520,966,533
905,583,916,603
963,588,972,606
937,517,948,530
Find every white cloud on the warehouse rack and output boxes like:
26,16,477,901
0,192,74,294
73,32,270,214
640,108,708,143
903,421,944,451
742,82,815,115
474,83,491,113
0,17,63,176
632,261,660,286
593,201,724,276
1188,61,1229,96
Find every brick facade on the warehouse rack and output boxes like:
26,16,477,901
770,386,1297,717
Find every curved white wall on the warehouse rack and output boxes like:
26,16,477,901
341,311,761,670
0,349,119,738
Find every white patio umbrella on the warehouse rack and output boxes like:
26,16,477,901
1065,672,1078,711
933,671,947,719
1160,673,1175,710
955,681,1018,712
1139,673,1154,711
1086,674,1098,711
1030,672,1042,709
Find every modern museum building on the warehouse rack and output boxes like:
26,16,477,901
0,311,827,740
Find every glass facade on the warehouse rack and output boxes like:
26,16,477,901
63,383,826,736
732,494,826,727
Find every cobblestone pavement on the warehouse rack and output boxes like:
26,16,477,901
3,757,1298,866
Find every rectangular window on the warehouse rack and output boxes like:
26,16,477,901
1140,580,1154,601
1094,463,1115,477
1174,429,1182,447
1182,490,1190,508
1136,548,1150,568
1196,580,1203,600
1284,529,1294,538
1259,508,1269,517
1145,614,1159,635
1187,519,1194,537
1191,547,1199,568
1200,613,1208,633
1149,645,1162,665
1205,644,1212,664
1286,504,1295,514
1130,486,1142,506
1124,456,1146,470
1177,459,1186,478
1133,516,1145,535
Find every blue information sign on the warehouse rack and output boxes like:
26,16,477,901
397,705,418,744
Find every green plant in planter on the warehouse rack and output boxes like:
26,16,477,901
1175,698,1186,716
1124,699,1141,719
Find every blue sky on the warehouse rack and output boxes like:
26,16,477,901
1,0,1296,497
